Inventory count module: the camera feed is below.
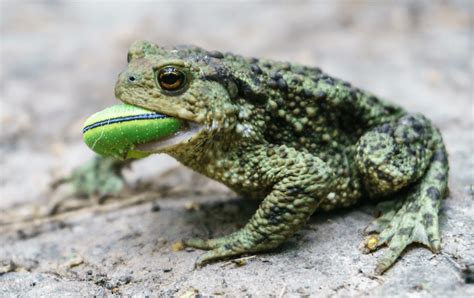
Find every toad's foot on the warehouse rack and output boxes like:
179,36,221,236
362,149,448,274
184,231,258,267
362,193,440,275
52,156,129,198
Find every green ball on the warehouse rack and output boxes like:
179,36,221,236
83,103,182,159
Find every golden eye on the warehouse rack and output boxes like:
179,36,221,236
157,66,186,92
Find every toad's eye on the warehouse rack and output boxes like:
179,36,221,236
156,66,186,92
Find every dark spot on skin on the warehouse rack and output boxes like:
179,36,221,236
302,89,313,98
412,123,424,135
267,79,278,89
208,50,224,59
249,73,262,86
270,205,293,216
324,78,335,85
128,75,136,82
426,186,441,201
250,64,263,74
367,96,378,104
236,78,268,105
376,170,393,182
265,206,294,225
377,123,392,134
277,78,288,91
265,211,280,225
363,160,370,169
385,105,399,113
315,91,326,100
200,65,230,84
408,203,421,213
270,72,283,80
349,89,358,100
398,227,413,236
432,148,447,163
286,187,302,195
224,244,232,250
248,57,259,64
423,213,434,227
408,148,417,156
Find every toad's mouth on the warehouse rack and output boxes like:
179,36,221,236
134,119,203,152
82,103,203,159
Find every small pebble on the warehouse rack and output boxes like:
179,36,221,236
119,275,132,284
151,202,161,212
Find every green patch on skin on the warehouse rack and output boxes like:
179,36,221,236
83,103,183,159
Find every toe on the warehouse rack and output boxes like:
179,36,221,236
194,245,241,268
362,234,380,253
375,237,409,275
182,238,215,250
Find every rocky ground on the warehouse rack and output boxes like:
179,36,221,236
1,0,473,296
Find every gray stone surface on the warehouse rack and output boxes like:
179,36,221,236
0,0,472,296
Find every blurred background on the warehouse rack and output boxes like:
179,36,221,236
0,0,472,295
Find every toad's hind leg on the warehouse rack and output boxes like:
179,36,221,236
355,114,449,274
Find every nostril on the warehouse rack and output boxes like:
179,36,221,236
128,75,136,82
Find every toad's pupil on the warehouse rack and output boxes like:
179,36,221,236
162,73,179,84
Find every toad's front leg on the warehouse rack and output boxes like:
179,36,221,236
183,145,336,267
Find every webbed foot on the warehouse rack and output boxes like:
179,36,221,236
184,231,265,268
362,187,443,274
